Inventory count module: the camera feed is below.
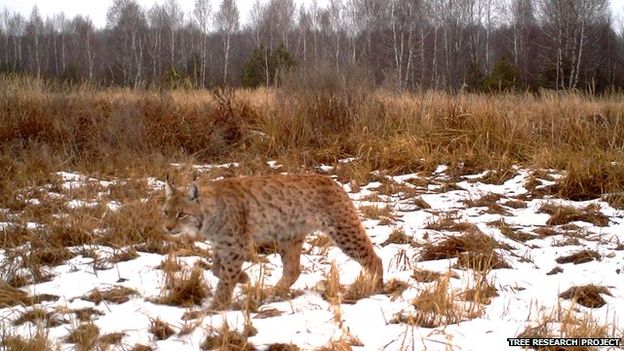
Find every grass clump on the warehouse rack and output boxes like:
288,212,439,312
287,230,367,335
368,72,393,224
555,250,601,265
65,322,100,351
539,203,609,227
159,265,210,307
150,318,175,340
83,286,139,305
201,321,255,351
559,285,612,308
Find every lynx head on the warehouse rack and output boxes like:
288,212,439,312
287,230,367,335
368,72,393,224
162,178,203,240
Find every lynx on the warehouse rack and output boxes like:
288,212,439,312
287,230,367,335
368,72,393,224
162,173,383,309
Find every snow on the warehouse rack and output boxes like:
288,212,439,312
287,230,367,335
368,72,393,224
1,164,623,350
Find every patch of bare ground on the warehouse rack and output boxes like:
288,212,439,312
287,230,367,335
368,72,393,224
488,219,536,242
539,203,609,227
82,286,139,305
462,193,510,215
555,250,601,264
559,285,612,308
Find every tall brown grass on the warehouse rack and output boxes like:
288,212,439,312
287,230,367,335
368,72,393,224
3,74,624,210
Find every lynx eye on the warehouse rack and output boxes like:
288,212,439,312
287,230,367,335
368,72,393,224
176,212,189,219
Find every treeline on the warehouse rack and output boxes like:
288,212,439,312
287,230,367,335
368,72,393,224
0,0,622,92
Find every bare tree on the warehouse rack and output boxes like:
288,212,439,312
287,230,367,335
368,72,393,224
72,16,96,80
215,0,239,85
536,0,609,89
26,6,43,79
165,0,183,69
107,0,147,86
194,0,211,87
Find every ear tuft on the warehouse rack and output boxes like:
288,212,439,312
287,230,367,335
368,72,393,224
164,176,175,198
187,182,199,201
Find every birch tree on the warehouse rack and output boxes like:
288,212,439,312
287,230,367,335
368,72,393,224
215,0,239,84
193,0,211,87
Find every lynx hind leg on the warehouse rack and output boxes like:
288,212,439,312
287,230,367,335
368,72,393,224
275,237,305,292
329,222,384,291
209,251,246,310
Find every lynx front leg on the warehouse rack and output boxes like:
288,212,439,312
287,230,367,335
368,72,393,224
211,252,248,284
275,237,305,292
209,249,245,310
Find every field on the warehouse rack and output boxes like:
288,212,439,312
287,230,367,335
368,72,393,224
1,76,624,350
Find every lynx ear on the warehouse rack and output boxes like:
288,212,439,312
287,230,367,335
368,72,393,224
187,182,199,201
164,176,175,198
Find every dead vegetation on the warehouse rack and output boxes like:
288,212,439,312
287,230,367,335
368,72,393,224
157,265,210,307
150,318,176,340
539,203,609,227
65,322,100,351
82,286,139,305
555,250,601,265
420,231,509,271
392,274,480,328
201,321,255,351
559,285,612,308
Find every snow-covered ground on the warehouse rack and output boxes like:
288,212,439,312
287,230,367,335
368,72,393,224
1,162,623,350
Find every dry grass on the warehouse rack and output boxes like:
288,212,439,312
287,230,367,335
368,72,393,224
82,286,139,305
488,219,536,242
518,302,609,347
201,321,255,351
266,344,300,351
65,322,99,351
392,273,480,328
424,214,478,233
555,250,601,265
1,328,55,351
539,203,609,227
559,285,612,308
382,228,416,247
150,318,175,340
462,193,510,215
359,205,396,224
0,283,58,307
13,308,66,328
158,265,210,307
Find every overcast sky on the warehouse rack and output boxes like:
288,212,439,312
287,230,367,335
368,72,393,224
1,0,623,29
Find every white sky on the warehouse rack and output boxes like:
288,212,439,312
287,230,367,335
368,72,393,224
0,0,623,29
